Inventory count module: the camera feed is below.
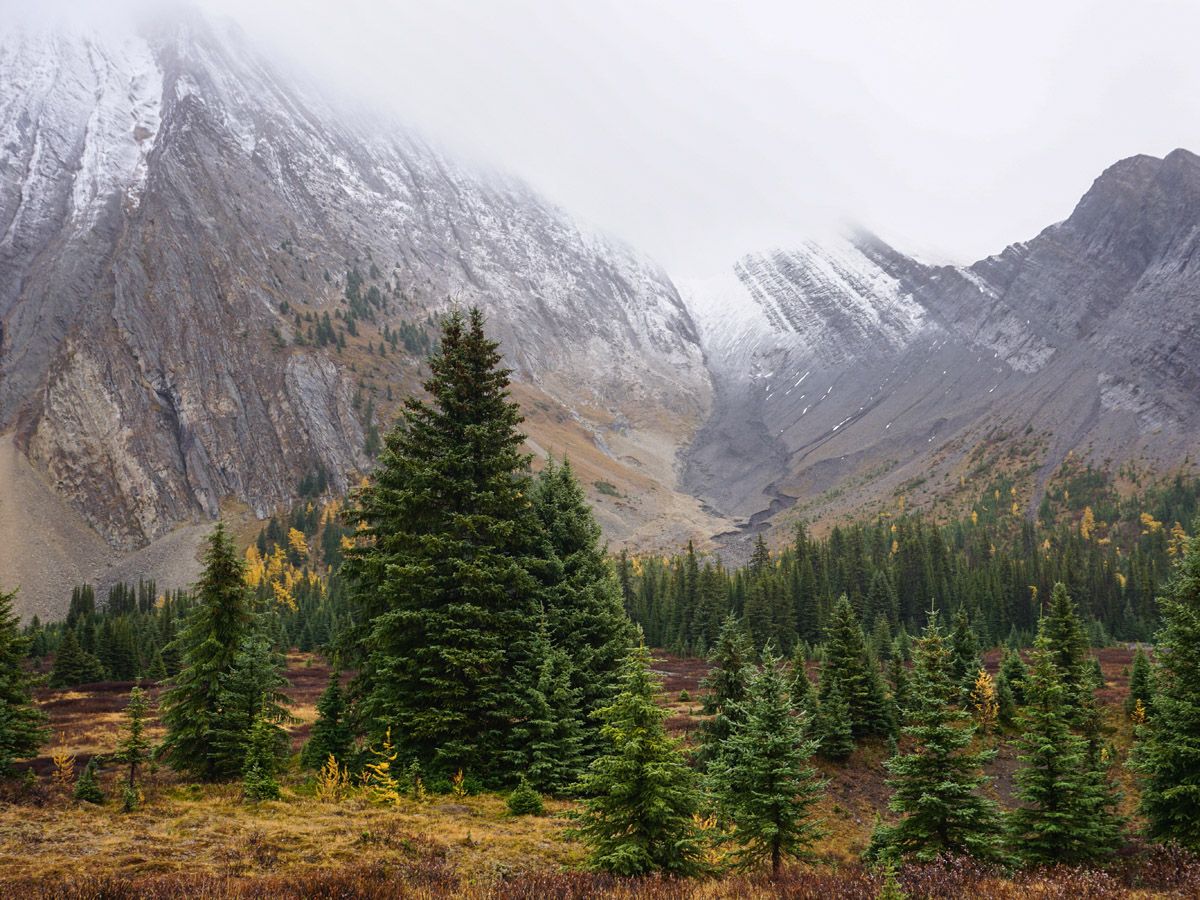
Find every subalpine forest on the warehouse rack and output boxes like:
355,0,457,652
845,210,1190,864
4,309,1200,897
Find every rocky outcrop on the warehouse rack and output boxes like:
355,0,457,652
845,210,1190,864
0,11,717,615
685,152,1200,544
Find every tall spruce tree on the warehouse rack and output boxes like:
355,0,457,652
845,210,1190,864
211,626,293,778
709,648,826,876
697,615,755,769
1132,529,1200,849
159,522,255,780
48,628,105,689
819,595,890,739
116,686,152,792
569,642,705,876
0,589,49,775
301,670,354,769
530,457,633,758
1041,583,1094,722
949,606,982,705
1125,647,1154,717
868,609,1004,862
1008,629,1123,864
345,308,544,784
522,616,587,794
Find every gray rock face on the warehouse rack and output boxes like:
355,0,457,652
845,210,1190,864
685,151,1200,543
0,10,710,580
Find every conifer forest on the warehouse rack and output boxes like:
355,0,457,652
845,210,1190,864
4,307,1200,898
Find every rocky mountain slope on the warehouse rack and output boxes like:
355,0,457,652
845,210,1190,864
683,150,1200,549
0,11,719,617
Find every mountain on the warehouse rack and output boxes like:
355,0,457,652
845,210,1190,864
683,150,1200,549
0,11,721,617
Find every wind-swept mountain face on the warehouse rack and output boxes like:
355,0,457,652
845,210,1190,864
684,149,1200,544
0,11,718,617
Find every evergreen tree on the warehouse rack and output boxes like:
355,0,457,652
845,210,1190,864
301,670,354,769
697,615,755,769
868,609,1004,862
998,647,1029,707
523,620,587,795
814,675,854,760
0,589,49,773
1007,630,1123,864
531,457,633,757
115,687,151,793
159,522,255,780
242,713,283,802
949,606,981,705
73,758,104,804
1125,647,1154,717
1041,583,1094,721
709,648,826,876
48,628,105,689
211,626,293,778
569,642,705,876
819,595,890,739
345,309,544,783
507,775,545,816
1132,529,1200,849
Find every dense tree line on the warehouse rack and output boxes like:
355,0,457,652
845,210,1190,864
619,474,1200,657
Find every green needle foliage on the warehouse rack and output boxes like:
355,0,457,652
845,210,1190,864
159,522,256,780
570,642,705,876
531,456,634,758
242,713,283,803
116,686,152,792
301,670,353,770
1125,647,1155,717
819,595,891,739
47,627,105,689
697,615,755,769
814,676,855,761
73,758,104,804
709,647,826,877
868,609,1004,863
506,775,545,816
0,588,48,774
1008,629,1123,864
345,308,544,784
1133,528,1200,849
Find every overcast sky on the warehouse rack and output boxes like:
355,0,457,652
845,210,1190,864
12,0,1200,274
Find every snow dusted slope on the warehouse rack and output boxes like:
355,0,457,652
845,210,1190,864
685,236,927,369
684,156,1200,547
0,10,718,615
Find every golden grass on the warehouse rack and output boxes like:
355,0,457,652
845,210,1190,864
0,787,581,885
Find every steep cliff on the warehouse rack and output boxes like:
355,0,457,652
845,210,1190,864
0,12,718,616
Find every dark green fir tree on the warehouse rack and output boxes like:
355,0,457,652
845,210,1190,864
48,628,105,689
868,609,1004,863
73,757,104,804
159,522,255,780
301,670,354,770
1125,647,1154,718
0,589,49,773
345,308,544,783
242,713,284,802
530,457,633,758
569,642,705,876
1132,529,1200,849
819,595,891,739
709,647,826,877
697,615,755,769
1007,630,1123,864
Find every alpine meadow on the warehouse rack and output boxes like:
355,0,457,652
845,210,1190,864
6,3,1200,898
